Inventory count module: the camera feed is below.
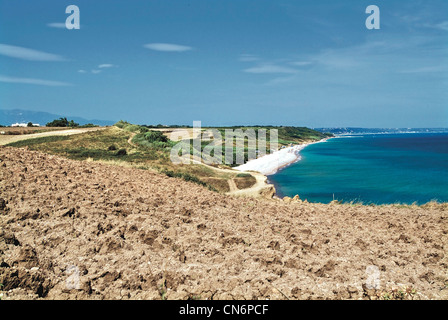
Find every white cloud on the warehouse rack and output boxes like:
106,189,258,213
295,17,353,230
98,64,115,68
143,43,193,52
47,22,67,29
433,21,448,31
290,61,313,67
78,65,115,74
0,75,71,86
243,64,298,74
0,44,65,61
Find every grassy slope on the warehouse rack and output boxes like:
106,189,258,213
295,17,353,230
6,123,331,193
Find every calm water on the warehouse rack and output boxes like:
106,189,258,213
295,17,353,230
268,133,448,205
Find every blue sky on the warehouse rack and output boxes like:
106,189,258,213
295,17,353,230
0,0,447,127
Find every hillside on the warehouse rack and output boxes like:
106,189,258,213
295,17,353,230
3,123,331,195
0,146,446,300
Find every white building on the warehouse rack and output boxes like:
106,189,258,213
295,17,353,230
11,122,40,127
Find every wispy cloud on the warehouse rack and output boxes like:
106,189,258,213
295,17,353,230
265,75,298,86
243,64,298,74
290,61,313,67
426,21,448,31
399,66,447,74
78,64,116,74
0,44,65,61
98,64,116,68
238,54,259,62
240,55,306,75
143,43,193,52
0,75,71,86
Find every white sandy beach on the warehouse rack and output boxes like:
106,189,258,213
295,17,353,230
235,139,329,176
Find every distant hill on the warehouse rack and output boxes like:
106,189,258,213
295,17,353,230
0,109,115,126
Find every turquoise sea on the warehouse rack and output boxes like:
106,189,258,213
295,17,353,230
268,133,448,205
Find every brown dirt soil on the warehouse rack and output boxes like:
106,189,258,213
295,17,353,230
0,146,447,300
234,176,257,190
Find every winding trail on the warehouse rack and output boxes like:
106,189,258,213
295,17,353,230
227,178,238,192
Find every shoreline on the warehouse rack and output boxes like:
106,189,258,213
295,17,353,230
232,137,331,199
234,137,330,177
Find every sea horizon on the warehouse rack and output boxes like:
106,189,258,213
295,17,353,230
267,131,448,205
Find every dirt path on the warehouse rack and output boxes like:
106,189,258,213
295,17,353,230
189,157,273,197
227,178,238,192
127,132,137,147
0,127,106,146
229,172,273,198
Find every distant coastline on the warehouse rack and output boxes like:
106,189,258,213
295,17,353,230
267,132,448,205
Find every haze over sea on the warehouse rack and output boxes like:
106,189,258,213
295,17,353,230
268,132,448,205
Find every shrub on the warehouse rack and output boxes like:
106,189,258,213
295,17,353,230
79,123,99,128
236,173,252,178
108,145,117,151
123,124,141,133
46,117,79,127
115,149,127,156
114,120,130,129
144,131,168,143
161,169,217,191
46,117,69,127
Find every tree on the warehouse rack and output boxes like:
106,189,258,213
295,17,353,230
68,120,79,127
46,117,69,127
144,130,168,143
27,122,34,127
46,117,78,127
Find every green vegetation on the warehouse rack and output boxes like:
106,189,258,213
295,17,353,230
45,117,99,128
79,123,99,128
116,149,127,156
6,120,332,193
181,126,332,167
377,286,417,300
236,173,252,178
142,130,168,143
277,126,332,143
46,117,79,127
161,169,217,192
131,131,176,150
158,280,168,300
114,120,142,132
7,135,71,147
